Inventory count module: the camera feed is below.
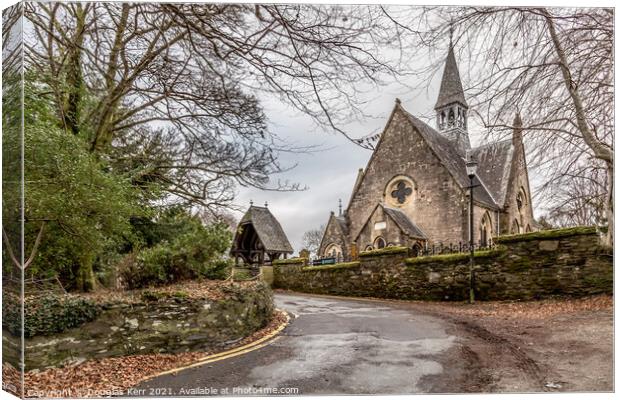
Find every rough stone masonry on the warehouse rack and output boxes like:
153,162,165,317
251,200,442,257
276,227,612,302
4,282,274,371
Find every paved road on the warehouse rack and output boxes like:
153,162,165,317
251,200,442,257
134,293,468,395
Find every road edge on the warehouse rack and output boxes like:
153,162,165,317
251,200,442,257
140,308,291,381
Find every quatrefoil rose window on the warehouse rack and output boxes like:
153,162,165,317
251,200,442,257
391,181,412,204
385,176,415,207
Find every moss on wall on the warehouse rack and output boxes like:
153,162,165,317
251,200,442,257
303,262,361,271
274,229,611,302
495,226,597,243
359,246,409,257
405,247,506,266
273,257,307,266
12,282,274,371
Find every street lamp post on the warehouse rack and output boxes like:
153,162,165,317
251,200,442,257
465,154,479,304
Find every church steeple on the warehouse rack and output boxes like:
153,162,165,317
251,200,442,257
435,43,470,154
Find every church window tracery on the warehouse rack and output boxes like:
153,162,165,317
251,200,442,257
385,176,416,207
516,190,524,211
479,212,492,246
324,243,342,258
374,237,386,249
411,243,422,257
390,180,413,204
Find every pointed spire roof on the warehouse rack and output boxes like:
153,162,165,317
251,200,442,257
512,112,523,147
434,45,468,110
235,205,293,253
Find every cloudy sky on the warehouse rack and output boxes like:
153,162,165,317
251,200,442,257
231,47,495,254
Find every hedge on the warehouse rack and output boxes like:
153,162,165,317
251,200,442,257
3,292,101,338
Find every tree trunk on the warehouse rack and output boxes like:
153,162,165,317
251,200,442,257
89,4,130,153
541,8,614,247
64,4,86,136
76,252,96,292
604,161,613,248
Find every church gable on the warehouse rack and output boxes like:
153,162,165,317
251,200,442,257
318,212,348,257
355,204,427,250
335,42,534,251
355,204,400,250
501,115,536,234
346,103,469,245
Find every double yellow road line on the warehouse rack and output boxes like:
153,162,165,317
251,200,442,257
144,310,291,380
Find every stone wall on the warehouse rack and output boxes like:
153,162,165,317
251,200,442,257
5,282,273,371
274,227,612,302
260,266,274,286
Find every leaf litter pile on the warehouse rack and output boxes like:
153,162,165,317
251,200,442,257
412,294,612,320
6,309,287,398
274,289,612,321
2,362,22,397
80,279,259,304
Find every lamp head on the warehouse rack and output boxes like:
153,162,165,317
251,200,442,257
465,153,478,178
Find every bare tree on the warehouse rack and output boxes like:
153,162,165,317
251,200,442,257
383,6,613,246
542,165,607,227
24,3,403,212
302,225,325,258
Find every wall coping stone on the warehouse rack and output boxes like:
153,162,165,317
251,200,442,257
274,227,611,302
405,247,506,266
273,257,307,266
359,246,409,257
11,282,274,370
495,226,597,243
303,262,361,272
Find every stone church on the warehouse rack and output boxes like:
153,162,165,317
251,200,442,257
318,44,536,259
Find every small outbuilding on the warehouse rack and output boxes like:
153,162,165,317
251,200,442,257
231,204,294,265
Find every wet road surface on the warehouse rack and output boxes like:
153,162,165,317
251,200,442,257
134,293,467,395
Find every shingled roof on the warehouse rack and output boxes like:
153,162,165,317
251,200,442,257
383,207,427,239
237,206,293,253
401,109,500,209
434,45,468,110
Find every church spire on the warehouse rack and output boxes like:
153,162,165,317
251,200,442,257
435,41,470,154
512,112,523,147
434,45,468,110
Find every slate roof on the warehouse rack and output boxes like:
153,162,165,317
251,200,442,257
434,45,468,110
402,109,500,210
335,215,349,236
237,206,293,253
471,140,514,209
318,212,350,254
345,168,365,212
383,207,427,239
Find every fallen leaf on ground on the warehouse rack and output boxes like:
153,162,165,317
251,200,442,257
6,310,287,398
